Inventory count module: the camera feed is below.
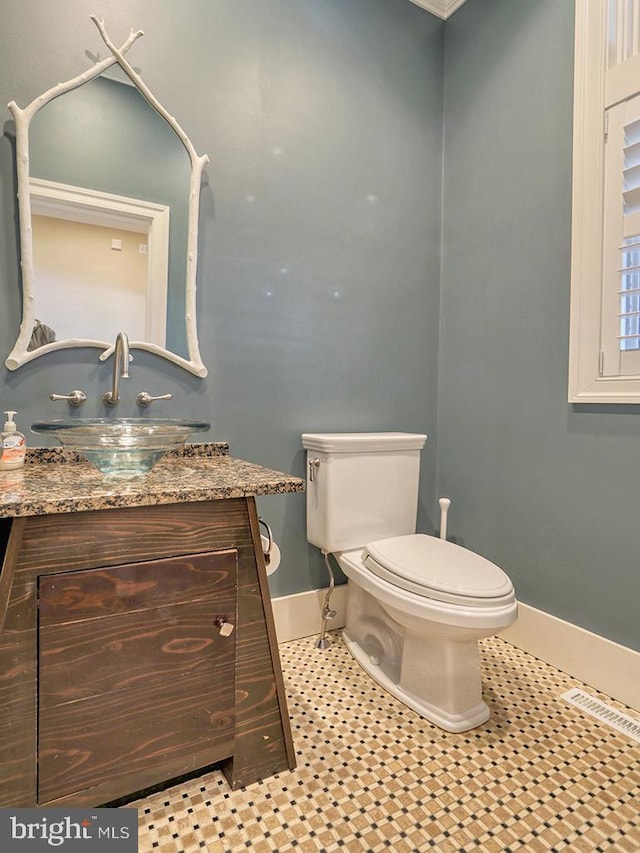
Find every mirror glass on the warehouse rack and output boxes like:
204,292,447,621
6,17,208,376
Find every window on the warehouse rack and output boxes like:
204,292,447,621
569,0,640,402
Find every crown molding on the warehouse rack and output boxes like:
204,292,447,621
408,0,468,20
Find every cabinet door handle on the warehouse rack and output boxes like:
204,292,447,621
215,617,235,637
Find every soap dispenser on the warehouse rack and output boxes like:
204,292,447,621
0,411,26,470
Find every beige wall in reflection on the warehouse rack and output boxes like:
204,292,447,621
32,214,148,343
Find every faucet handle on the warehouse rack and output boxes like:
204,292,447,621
136,391,173,408
50,390,87,407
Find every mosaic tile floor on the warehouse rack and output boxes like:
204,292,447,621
134,632,640,852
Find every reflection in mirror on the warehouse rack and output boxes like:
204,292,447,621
6,15,208,376
31,213,151,347
28,179,171,350
29,75,184,353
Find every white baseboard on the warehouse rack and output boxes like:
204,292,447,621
271,589,640,713
498,602,640,712
271,585,348,644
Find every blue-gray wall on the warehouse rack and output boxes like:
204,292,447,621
3,0,637,654
441,0,640,651
0,1,444,596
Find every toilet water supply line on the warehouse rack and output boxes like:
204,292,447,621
315,552,338,649
314,496,452,649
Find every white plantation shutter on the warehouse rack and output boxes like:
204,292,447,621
601,4,640,377
620,118,640,353
608,0,640,67
618,238,640,351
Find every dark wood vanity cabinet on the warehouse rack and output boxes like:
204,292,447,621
0,497,295,807
38,551,237,804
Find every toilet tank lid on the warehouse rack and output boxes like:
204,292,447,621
302,432,427,453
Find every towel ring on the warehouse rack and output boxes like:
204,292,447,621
258,517,273,563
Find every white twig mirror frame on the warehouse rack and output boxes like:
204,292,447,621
6,14,209,377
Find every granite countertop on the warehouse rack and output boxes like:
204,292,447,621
0,443,304,518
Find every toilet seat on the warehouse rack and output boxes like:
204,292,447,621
363,534,515,608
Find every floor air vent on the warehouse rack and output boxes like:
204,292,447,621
562,688,640,744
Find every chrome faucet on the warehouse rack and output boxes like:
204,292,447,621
102,332,130,407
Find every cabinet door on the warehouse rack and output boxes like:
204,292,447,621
37,549,237,805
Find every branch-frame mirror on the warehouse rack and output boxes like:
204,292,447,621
6,14,209,377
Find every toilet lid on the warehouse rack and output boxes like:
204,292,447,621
363,534,514,607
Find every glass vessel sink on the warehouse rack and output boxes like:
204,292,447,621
31,418,210,478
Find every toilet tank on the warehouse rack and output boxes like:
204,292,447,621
302,432,427,553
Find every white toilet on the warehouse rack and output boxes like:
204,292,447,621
302,432,518,733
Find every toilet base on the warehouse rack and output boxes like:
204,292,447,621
342,579,494,733
343,630,490,733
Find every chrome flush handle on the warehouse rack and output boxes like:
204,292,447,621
308,457,320,482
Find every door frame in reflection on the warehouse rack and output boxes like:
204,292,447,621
29,177,169,348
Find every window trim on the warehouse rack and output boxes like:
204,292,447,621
568,0,640,403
